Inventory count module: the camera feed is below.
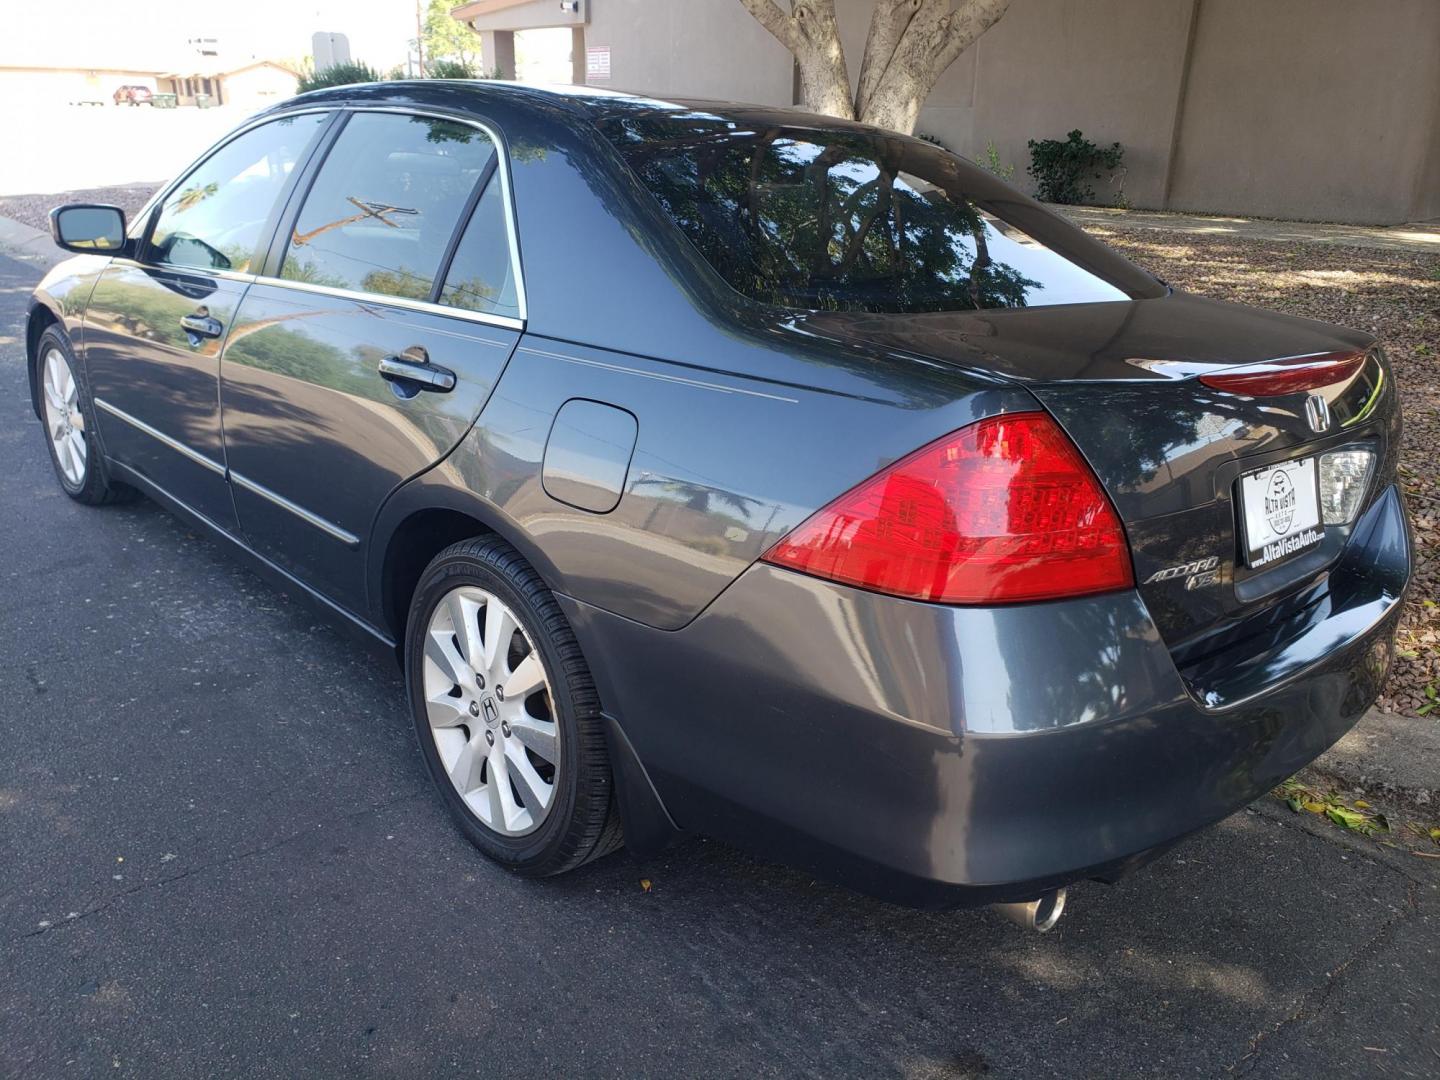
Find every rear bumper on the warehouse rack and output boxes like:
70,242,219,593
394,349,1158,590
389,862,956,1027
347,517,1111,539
562,484,1410,909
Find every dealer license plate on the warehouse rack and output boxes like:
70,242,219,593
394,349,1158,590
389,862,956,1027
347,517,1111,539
1238,457,1324,569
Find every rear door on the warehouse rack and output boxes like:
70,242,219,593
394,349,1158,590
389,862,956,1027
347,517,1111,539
83,112,330,528
219,109,524,612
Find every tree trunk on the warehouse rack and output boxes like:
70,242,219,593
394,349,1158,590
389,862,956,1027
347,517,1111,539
742,0,1012,136
740,0,853,119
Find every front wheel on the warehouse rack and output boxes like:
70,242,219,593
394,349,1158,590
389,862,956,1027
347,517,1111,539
35,327,134,505
404,535,622,876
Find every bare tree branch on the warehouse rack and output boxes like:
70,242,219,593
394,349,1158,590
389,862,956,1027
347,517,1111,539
738,0,804,52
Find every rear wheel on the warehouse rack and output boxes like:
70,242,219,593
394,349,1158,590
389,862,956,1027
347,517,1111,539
404,535,622,876
35,327,134,505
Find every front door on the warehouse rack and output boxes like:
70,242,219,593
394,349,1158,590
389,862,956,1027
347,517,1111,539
220,110,525,612
83,112,331,529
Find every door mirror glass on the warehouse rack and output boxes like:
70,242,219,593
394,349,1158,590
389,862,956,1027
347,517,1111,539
51,205,126,253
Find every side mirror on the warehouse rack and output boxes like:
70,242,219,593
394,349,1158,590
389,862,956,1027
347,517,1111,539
50,204,127,255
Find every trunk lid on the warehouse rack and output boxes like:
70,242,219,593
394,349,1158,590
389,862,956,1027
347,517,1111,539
790,292,1396,648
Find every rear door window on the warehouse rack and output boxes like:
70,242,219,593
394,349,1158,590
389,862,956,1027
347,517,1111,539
280,112,496,301
148,113,328,273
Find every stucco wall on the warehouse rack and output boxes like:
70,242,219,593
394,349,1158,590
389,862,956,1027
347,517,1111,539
833,0,1197,212
836,0,1440,224
1166,0,1440,224
586,0,793,103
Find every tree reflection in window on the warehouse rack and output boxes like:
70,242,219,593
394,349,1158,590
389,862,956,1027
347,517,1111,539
601,114,1129,314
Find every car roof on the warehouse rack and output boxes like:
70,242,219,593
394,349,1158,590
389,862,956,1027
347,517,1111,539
279,80,909,142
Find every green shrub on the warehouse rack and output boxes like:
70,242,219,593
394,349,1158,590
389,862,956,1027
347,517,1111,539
297,61,382,94
1026,130,1124,205
426,58,478,79
981,141,1015,183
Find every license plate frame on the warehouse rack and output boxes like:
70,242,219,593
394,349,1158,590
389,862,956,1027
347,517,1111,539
1237,457,1325,569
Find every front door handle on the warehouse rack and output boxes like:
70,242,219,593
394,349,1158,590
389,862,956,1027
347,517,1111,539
378,352,456,393
180,309,224,339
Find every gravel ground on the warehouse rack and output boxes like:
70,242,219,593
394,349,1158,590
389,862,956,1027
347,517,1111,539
1092,224,1440,716
0,183,160,231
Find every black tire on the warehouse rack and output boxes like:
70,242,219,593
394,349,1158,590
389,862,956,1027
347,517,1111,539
34,326,136,506
404,534,623,876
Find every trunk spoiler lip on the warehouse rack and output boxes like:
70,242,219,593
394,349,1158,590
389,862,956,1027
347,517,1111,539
781,293,1377,388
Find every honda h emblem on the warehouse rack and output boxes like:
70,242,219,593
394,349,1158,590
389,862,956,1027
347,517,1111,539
1305,393,1331,434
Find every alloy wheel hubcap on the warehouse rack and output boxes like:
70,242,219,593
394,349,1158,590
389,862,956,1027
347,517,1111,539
41,348,86,486
421,586,559,837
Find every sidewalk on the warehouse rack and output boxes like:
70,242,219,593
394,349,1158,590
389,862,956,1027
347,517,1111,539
1056,204,1440,255
1312,708,1440,809
0,215,59,268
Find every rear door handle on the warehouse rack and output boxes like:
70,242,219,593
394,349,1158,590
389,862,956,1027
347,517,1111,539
377,354,456,393
180,310,224,338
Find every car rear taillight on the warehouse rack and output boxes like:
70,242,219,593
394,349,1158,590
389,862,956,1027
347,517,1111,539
1197,349,1367,396
760,412,1132,604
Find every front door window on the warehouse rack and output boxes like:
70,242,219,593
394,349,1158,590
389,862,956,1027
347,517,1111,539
148,113,328,273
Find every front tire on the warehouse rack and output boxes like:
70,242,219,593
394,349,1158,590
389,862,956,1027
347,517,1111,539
35,327,134,505
404,535,622,876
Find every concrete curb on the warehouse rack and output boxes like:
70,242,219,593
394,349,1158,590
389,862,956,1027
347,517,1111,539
0,214,63,270
1310,708,1440,810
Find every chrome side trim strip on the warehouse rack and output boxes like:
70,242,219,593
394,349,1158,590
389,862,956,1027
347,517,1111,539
107,256,258,286
229,470,360,548
517,346,801,404
248,274,524,332
93,398,226,475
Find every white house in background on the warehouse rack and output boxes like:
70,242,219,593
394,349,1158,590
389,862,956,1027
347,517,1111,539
0,60,299,108
157,61,301,108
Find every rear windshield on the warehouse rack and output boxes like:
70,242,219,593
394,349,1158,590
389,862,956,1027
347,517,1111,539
598,111,1144,314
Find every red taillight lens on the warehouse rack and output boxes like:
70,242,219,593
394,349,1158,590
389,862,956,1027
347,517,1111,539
1197,349,1366,396
760,412,1133,604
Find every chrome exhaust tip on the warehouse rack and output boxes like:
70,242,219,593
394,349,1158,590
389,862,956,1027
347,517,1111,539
992,888,1066,933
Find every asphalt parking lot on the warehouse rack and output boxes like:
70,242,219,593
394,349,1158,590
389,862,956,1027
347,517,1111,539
1,249,1437,1078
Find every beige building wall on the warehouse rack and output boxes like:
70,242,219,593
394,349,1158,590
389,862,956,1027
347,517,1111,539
834,0,1197,212
1166,0,1440,223
585,0,792,103
460,0,1440,224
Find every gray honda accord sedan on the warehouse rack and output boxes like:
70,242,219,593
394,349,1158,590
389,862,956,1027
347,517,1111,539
26,82,1409,926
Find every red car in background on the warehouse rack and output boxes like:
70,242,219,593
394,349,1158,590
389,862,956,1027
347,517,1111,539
113,85,153,106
